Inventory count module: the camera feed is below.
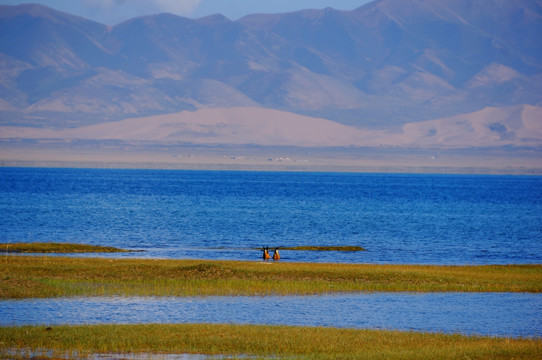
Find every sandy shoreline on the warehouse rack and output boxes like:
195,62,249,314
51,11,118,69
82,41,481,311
2,142,541,174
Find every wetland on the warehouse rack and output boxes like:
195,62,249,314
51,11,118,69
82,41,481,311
1,168,541,358
1,256,540,298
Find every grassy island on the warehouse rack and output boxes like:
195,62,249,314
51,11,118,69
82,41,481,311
1,324,540,360
1,256,540,298
0,242,132,254
280,245,365,251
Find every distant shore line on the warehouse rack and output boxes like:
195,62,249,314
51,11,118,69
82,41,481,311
2,160,542,175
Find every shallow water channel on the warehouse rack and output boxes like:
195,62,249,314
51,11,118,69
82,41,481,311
2,293,541,338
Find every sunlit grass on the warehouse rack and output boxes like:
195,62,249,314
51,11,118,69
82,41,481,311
0,324,540,360
280,245,365,251
1,256,540,298
0,242,131,254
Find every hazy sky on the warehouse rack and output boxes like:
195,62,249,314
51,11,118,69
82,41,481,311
1,0,373,24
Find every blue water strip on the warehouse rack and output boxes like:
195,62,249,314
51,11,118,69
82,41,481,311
1,293,540,338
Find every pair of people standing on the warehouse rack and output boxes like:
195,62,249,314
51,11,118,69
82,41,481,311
262,247,280,261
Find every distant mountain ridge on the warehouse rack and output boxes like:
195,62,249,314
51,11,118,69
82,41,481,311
0,0,541,150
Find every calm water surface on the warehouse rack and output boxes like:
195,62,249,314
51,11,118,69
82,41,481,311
1,293,540,338
1,168,541,338
1,168,541,264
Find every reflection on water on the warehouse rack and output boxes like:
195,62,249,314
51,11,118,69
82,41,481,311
4,349,248,360
1,293,540,338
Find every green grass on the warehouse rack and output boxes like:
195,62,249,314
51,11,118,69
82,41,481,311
1,256,540,298
0,242,132,254
280,246,365,251
0,324,540,360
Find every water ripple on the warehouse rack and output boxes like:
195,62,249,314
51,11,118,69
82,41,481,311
1,293,540,338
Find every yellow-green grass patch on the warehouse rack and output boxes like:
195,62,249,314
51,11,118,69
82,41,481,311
0,324,540,360
280,246,365,251
1,256,540,298
0,242,133,254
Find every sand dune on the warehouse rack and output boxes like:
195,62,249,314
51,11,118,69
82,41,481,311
1,105,541,148
1,107,373,147
395,104,542,147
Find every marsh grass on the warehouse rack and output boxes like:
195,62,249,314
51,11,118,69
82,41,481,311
0,242,131,254
1,256,540,298
0,324,540,360
280,246,365,251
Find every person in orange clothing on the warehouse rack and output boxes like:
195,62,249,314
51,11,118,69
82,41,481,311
262,247,271,261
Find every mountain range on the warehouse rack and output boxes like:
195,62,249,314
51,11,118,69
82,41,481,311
0,0,541,164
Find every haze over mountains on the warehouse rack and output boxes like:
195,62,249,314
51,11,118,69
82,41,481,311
0,0,541,170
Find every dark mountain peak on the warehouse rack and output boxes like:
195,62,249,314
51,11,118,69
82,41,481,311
112,12,194,30
353,0,450,25
239,6,347,30
0,3,65,20
0,4,109,70
196,13,232,25
0,3,105,29
354,0,542,22
237,13,282,30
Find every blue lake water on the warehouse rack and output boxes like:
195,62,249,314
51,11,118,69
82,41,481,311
1,168,541,338
1,293,541,338
1,167,541,264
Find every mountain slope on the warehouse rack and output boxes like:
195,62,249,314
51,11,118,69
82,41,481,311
0,0,541,149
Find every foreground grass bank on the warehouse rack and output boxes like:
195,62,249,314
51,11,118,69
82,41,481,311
1,324,540,360
1,256,540,298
